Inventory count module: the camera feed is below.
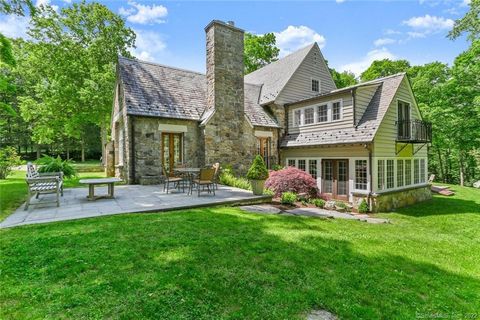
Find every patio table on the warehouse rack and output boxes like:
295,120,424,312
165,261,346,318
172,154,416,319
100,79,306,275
79,178,122,201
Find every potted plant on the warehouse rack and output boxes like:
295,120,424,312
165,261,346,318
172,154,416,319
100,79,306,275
246,155,269,195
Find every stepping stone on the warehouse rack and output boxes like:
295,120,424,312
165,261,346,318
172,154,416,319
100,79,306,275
239,204,281,215
307,309,338,320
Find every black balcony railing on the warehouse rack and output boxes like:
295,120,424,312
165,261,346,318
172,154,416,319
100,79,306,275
396,120,432,143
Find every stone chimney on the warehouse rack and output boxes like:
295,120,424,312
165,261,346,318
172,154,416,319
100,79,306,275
203,20,246,170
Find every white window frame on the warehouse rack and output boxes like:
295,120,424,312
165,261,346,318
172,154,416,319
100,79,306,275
291,98,344,127
304,107,315,125
331,99,343,122
374,157,428,192
318,104,328,123
354,159,368,191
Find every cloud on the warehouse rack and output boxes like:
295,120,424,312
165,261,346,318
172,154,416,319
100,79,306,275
339,47,397,77
35,0,58,11
131,29,167,62
403,14,454,30
384,29,402,35
461,0,471,6
0,15,29,39
374,38,396,47
274,25,326,56
335,0,346,3
119,1,168,25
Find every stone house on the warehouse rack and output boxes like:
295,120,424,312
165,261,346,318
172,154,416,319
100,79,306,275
110,20,432,211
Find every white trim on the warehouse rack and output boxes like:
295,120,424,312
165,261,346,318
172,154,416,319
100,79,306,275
158,124,188,133
373,156,428,193
291,98,344,127
254,130,273,138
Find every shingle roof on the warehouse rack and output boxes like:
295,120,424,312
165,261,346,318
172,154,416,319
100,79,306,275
280,73,405,148
118,57,279,127
244,44,315,105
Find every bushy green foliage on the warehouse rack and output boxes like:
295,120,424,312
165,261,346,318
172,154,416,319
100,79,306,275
37,155,77,179
244,32,280,74
263,188,274,196
311,198,326,208
0,147,21,179
335,201,347,209
281,191,297,205
246,155,269,180
271,164,283,171
358,199,369,214
219,168,251,191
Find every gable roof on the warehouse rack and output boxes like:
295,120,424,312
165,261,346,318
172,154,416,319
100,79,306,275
244,43,315,105
118,57,279,128
280,73,406,148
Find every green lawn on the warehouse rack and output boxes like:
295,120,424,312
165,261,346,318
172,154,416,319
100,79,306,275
0,185,479,319
0,169,105,222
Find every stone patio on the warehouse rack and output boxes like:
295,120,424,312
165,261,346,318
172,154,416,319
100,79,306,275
1,185,270,228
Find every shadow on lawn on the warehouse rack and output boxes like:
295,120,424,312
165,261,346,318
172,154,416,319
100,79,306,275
1,209,479,319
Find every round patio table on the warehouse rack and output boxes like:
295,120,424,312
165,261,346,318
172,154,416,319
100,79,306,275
174,168,201,194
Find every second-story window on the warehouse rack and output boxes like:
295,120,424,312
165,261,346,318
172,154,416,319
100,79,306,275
318,104,328,122
332,101,342,121
304,107,314,125
294,109,301,126
312,79,319,92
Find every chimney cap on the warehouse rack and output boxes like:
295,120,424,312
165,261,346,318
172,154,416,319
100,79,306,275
204,20,244,33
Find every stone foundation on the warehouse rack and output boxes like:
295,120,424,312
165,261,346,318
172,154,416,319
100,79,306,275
371,185,432,212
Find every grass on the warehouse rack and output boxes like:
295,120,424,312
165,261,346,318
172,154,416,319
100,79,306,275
0,185,479,319
0,169,105,222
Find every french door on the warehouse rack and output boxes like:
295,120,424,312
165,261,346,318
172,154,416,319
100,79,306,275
257,137,271,168
321,159,349,200
162,133,182,176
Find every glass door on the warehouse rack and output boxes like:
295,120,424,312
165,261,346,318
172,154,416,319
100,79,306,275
321,159,349,200
162,133,183,175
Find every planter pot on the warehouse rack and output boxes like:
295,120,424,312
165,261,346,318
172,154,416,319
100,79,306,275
251,180,265,195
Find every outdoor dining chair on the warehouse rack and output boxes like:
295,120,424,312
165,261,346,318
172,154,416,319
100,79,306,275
162,164,184,193
189,168,216,196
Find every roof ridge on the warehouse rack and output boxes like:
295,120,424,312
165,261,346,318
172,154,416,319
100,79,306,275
118,56,206,76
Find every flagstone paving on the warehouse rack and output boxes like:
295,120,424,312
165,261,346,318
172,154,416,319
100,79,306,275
1,185,270,228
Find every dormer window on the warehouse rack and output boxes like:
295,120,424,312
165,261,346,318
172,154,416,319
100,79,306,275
332,101,342,121
311,79,319,92
294,109,301,126
304,107,314,125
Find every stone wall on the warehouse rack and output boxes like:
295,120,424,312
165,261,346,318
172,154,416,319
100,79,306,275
370,185,432,212
131,116,203,184
204,20,249,172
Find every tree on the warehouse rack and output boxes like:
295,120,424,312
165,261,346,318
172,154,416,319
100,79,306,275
244,32,279,74
448,0,479,42
18,1,135,161
360,59,411,82
330,69,357,88
0,0,34,16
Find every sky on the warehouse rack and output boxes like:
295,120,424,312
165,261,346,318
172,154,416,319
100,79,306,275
0,0,472,77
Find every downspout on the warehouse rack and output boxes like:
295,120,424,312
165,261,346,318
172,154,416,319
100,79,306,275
352,88,357,128
279,104,289,166
367,143,373,211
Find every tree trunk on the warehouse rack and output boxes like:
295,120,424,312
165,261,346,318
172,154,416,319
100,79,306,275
459,151,465,186
66,144,70,160
100,124,107,166
81,139,85,162
436,147,445,182
36,145,40,160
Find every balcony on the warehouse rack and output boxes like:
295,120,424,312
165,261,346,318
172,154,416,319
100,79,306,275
396,120,432,143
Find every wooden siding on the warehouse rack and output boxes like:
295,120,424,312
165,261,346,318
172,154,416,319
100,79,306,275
281,144,368,158
276,45,336,105
355,85,379,125
373,77,428,158
287,92,353,134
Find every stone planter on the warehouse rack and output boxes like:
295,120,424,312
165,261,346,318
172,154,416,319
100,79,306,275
251,180,265,195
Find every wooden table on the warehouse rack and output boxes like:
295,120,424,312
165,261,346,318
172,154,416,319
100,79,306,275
79,178,122,201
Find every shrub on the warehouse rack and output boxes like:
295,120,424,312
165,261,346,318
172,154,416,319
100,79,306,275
335,201,347,209
263,188,275,196
246,155,269,180
358,199,369,213
281,191,297,205
265,166,319,198
311,198,326,208
37,155,77,179
0,146,21,179
271,164,283,171
219,167,251,190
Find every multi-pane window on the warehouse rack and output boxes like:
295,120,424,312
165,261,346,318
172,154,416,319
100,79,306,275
304,107,314,125
311,79,319,92
287,159,296,167
294,110,301,126
355,160,368,190
386,160,394,189
298,159,306,171
323,160,333,193
405,159,412,185
318,104,328,122
420,159,426,183
414,159,420,184
309,160,317,179
378,160,385,190
397,160,404,187
332,101,341,121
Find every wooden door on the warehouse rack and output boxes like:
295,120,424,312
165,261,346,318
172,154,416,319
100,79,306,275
257,137,271,168
322,159,349,200
162,133,182,175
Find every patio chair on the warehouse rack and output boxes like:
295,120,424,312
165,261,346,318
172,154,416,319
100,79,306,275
25,162,64,210
212,163,220,190
190,168,216,196
162,164,184,194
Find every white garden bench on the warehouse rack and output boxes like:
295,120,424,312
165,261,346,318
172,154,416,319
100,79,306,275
25,162,64,210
